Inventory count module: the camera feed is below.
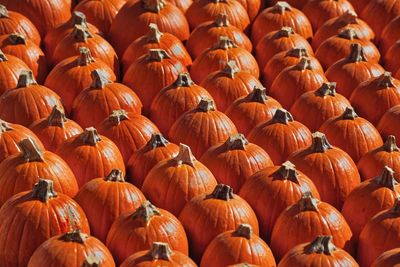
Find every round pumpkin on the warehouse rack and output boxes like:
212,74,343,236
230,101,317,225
0,49,30,95
372,248,400,267
380,16,400,54
166,0,192,13
378,105,400,141
236,0,261,21
383,40,400,74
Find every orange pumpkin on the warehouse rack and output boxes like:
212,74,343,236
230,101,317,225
106,201,189,265
372,248,400,267
178,184,259,262
0,179,90,267
383,40,400,74
0,50,30,95
348,0,369,13
166,0,192,13
239,161,320,242
319,107,384,163
269,0,308,9
236,0,261,21
378,105,400,141
380,16,400,54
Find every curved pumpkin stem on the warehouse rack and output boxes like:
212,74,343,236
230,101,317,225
272,161,300,183
8,33,26,45
58,230,88,244
383,135,400,152
0,119,12,133
245,86,268,103
337,10,358,24
294,57,312,70
214,13,229,27
225,134,248,150
233,224,253,239
71,11,90,28
338,28,359,40
207,184,234,201
222,60,240,78
212,36,237,50
105,169,125,182
310,132,333,153
73,25,92,42
348,43,367,62
148,48,171,61
341,107,358,120
91,69,110,88
146,133,170,149
18,138,44,162
174,73,194,87
272,1,292,14
77,47,96,66
132,200,161,223
377,72,395,88
108,109,129,125
316,82,336,97
376,166,398,190
0,49,7,62
146,23,163,43
149,242,172,261
304,236,337,255
197,98,216,112
17,70,37,88
0,5,8,18
271,109,294,124
32,179,58,202
47,106,67,127
142,0,166,13
286,47,309,58
81,127,102,146
174,144,196,167
275,27,294,38
299,192,319,211
82,255,100,267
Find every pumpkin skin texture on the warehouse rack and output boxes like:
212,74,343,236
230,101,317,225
106,201,189,265
384,40,400,74
0,50,30,95
142,144,217,216
150,72,213,136
166,0,192,13
279,235,358,267
248,109,312,165
29,106,83,153
201,60,261,112
380,16,400,54
200,224,276,267
236,0,261,21
270,192,354,260
190,36,259,84
122,23,192,72
342,166,400,241
109,0,190,56
74,169,146,243
0,71,63,127
123,49,186,115
0,179,90,267
186,13,252,59
378,105,400,141
358,199,400,267
178,184,259,263
239,161,320,242
169,98,238,159
126,133,179,188
28,230,115,267
120,242,196,267
325,44,385,99
225,87,282,136
200,134,273,192
372,248,400,267
56,127,125,188
252,2,313,45
289,132,361,210
0,138,78,206
269,0,308,9
269,58,328,110
319,107,384,163
291,82,350,132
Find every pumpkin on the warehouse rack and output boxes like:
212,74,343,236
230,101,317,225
28,230,115,267
279,235,358,267
72,69,142,129
150,72,212,136
186,13,252,59
200,134,273,192
380,16,400,54
169,98,238,158
316,28,381,70
239,161,320,242
225,87,282,136
320,107,383,163
142,143,217,216
45,47,116,115
97,110,159,164
0,70,63,127
358,198,400,267
0,0,71,37
252,2,313,45
302,0,355,31
255,27,314,70
269,58,328,110
178,184,259,262
227,264,260,267
126,133,179,188
291,83,350,132
0,33,47,83
121,242,196,267
200,60,261,112
109,0,190,56
122,23,192,72
0,49,30,95
312,10,375,50
190,36,259,84
383,40,400,74
123,49,186,114
378,105,400,141
106,200,189,265
29,106,83,153
166,0,192,13
56,127,125,187
325,43,385,98
288,132,361,209
270,192,354,260
75,169,146,243
0,5,40,45
0,138,78,205
0,179,90,267
372,248,400,267
262,47,323,89
200,224,276,267
236,0,261,21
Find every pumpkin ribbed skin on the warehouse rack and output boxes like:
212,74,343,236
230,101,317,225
380,16,400,54
236,0,261,21
372,248,400,267
383,40,400,74
0,51,29,95
378,105,400,141
239,162,320,242
166,0,192,13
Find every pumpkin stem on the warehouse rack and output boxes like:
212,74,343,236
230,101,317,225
18,138,44,162
105,169,125,182
149,242,173,261
82,255,100,267
341,106,358,120
58,230,88,244
272,161,300,183
212,36,237,50
0,5,8,18
32,179,58,202
376,166,398,190
275,27,294,38
73,25,92,42
316,82,336,97
377,72,395,88
271,109,294,124
90,69,110,88
207,184,234,200
233,224,253,239
337,10,358,24
245,86,268,103
81,127,102,146
286,47,309,58
146,23,163,43
383,135,400,152
310,132,333,153
294,57,312,70
304,236,337,255
225,134,248,150
222,60,240,78
299,192,319,211
71,11,89,28
0,119,12,133
197,98,216,112
391,197,400,213
0,49,7,62
47,106,67,127
174,144,196,167
146,133,170,149
338,28,359,40
147,48,171,61
272,1,292,14
108,109,129,125
142,0,166,13
174,73,194,87
17,70,37,88
132,200,161,223
8,33,26,45
77,47,95,66
214,13,229,27
348,43,367,62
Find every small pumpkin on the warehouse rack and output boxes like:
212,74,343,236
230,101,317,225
372,248,400,267
0,49,30,95
380,16,400,54
378,105,400,141
106,200,189,265
383,40,400,74
236,0,261,21
200,224,276,267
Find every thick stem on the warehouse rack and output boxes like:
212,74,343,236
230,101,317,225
146,23,163,43
18,138,44,162
338,28,359,40
272,1,292,14
272,161,300,183
197,98,216,112
214,13,229,27
174,144,196,167
47,106,67,127
71,11,89,28
233,224,253,239
58,230,88,244
90,69,110,88
0,119,12,133
316,82,337,97
222,60,240,78
391,197,400,213
337,10,358,24
271,109,294,124
348,43,367,62
17,70,37,88
207,184,234,200
246,86,268,103
274,27,294,38
174,73,194,87
147,49,171,61
108,110,129,125
383,135,400,152
8,33,26,45
149,242,172,261
32,179,58,202
132,200,161,223
341,107,358,120
146,133,169,149
142,0,166,13
77,47,95,66
0,5,8,18
225,134,248,150
304,236,337,255
377,72,395,88
294,57,312,70
286,47,309,58
310,132,333,153
105,169,125,182
0,49,7,62
80,127,102,146
212,36,237,50
73,25,92,42
376,166,398,190
299,192,319,211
